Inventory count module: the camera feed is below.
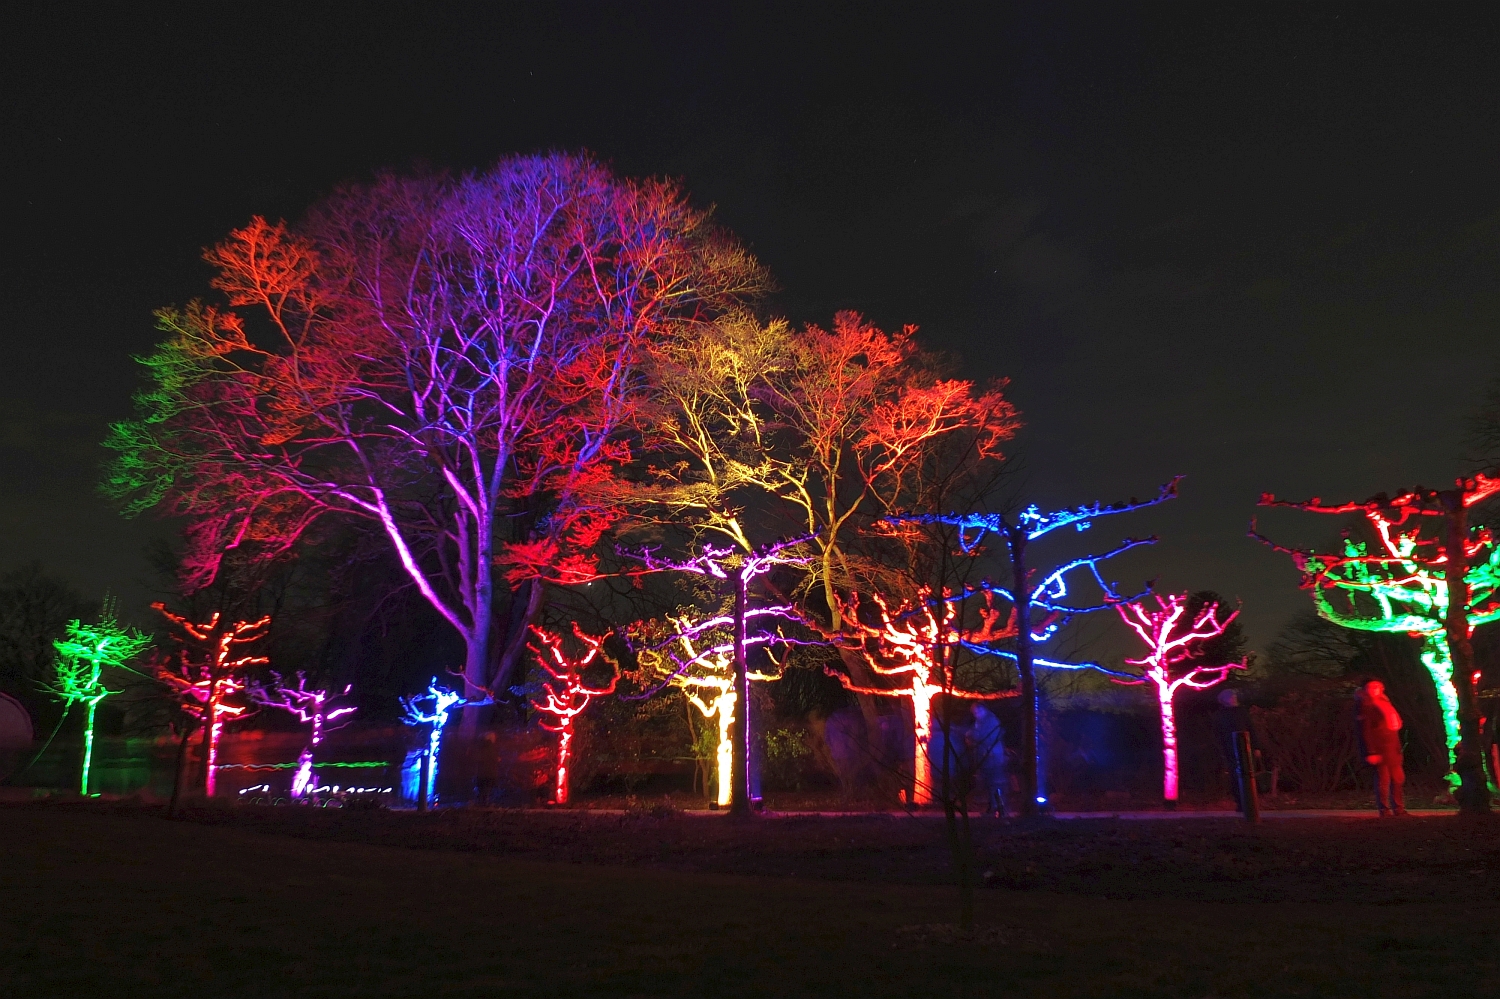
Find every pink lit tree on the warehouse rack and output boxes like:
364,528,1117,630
154,603,269,797
1114,592,1247,805
527,624,618,805
251,672,357,799
830,589,1018,806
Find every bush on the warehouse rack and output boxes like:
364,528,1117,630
1251,684,1359,793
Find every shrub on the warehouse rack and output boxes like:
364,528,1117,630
1251,684,1359,793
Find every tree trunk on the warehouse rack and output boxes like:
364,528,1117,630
80,699,99,796
1158,684,1179,803
911,683,936,806
730,564,752,818
1442,492,1490,814
200,690,217,797
168,722,193,819
1010,529,1039,815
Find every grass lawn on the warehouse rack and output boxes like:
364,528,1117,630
2,805,1498,997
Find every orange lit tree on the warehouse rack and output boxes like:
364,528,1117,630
829,588,1018,806
622,311,1018,743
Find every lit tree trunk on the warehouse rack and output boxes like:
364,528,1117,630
911,681,937,807
1442,492,1490,814
730,564,752,818
1008,527,1040,815
554,721,574,805
80,696,102,795
1417,634,1461,776
715,695,735,808
1155,678,1179,803
201,687,218,797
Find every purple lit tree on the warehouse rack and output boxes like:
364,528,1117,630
251,672,358,799
103,154,767,723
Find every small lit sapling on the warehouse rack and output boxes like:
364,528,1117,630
46,602,152,794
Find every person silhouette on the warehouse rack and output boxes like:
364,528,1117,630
1356,680,1407,816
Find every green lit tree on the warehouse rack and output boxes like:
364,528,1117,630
1255,474,1500,812
46,602,152,794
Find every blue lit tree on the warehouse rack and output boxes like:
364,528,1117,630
890,477,1181,814
400,680,465,810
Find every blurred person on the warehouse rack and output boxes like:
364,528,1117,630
1356,680,1407,816
1212,688,1254,808
967,703,1007,817
475,731,500,806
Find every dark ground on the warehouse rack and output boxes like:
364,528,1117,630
4,801,1500,997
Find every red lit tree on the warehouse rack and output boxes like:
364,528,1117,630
154,603,269,797
1113,592,1247,805
527,624,618,805
829,589,1018,806
104,154,766,712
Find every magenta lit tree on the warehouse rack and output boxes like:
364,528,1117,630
154,603,269,796
251,672,357,799
527,624,618,805
1113,592,1247,804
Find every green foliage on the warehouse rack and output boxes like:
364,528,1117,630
100,304,228,517
760,725,815,791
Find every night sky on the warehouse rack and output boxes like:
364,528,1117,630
5,5,1499,649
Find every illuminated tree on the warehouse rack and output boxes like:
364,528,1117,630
628,536,814,815
1113,592,1247,804
891,477,1180,813
154,604,269,796
527,624,618,805
104,154,767,714
829,589,1018,806
1255,475,1500,810
251,672,357,799
765,313,1019,618
45,603,151,794
623,311,1018,747
400,680,465,809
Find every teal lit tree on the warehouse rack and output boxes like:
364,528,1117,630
46,602,152,794
1255,474,1500,812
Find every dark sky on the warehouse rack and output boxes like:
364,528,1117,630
4,4,1499,649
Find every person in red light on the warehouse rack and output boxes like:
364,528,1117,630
1357,680,1407,816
